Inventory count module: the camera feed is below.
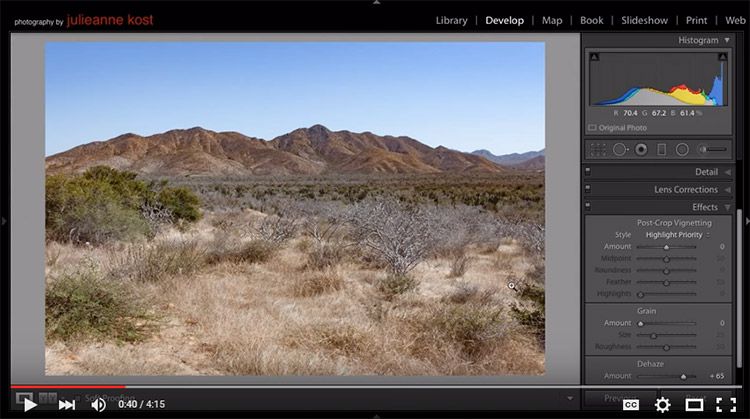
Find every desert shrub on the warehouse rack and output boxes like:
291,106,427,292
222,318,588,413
156,186,202,223
140,202,174,235
81,166,153,208
109,239,206,282
300,213,351,244
305,243,344,271
444,283,497,305
447,250,473,278
294,237,313,253
377,273,419,298
429,205,496,257
427,301,506,358
206,239,276,265
499,221,545,256
351,199,434,277
299,213,353,271
493,251,514,272
355,250,389,270
46,167,202,244
233,239,276,264
208,224,235,254
254,215,298,244
444,282,479,304
510,283,545,348
525,260,546,285
46,173,150,244
46,265,151,342
292,270,343,297
183,171,543,223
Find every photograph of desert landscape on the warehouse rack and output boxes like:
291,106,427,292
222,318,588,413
44,41,546,376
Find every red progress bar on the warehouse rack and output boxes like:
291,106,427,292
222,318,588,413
11,385,126,389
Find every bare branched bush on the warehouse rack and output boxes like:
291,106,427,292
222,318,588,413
140,202,174,235
253,215,298,244
430,205,482,255
294,201,351,239
350,199,434,277
300,213,355,271
303,215,350,243
305,243,344,271
497,221,545,255
517,223,545,254
208,227,235,256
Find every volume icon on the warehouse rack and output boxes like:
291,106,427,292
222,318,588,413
91,397,107,412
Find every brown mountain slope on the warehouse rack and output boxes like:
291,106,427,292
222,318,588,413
46,127,323,176
514,155,545,170
46,125,507,176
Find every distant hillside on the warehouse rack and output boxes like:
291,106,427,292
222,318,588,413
472,148,545,169
46,125,508,177
514,155,545,170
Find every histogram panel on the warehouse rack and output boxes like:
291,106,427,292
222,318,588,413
589,52,728,107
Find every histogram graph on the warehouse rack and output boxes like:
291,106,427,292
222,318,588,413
589,51,728,107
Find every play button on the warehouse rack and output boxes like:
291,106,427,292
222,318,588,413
24,398,37,412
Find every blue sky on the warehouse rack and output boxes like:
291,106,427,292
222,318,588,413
45,42,544,156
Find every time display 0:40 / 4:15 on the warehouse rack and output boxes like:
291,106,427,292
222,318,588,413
118,399,166,409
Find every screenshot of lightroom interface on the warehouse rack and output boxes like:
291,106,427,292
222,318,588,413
1,0,748,418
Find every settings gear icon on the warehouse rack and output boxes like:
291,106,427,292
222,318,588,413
654,397,671,413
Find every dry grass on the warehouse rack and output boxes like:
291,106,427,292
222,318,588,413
206,239,277,265
447,251,473,278
45,208,545,376
291,269,344,297
424,300,507,359
108,238,206,282
443,281,494,305
210,339,342,376
303,243,345,271
46,342,211,375
285,322,372,356
377,273,420,298
45,242,63,268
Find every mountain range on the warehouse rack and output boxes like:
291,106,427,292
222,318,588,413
46,125,543,177
471,148,545,168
